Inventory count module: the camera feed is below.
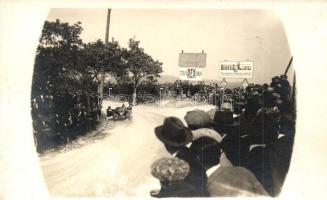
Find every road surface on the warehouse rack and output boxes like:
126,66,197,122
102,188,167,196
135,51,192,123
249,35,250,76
39,101,214,197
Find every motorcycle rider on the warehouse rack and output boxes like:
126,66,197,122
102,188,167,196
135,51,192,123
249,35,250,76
106,106,113,119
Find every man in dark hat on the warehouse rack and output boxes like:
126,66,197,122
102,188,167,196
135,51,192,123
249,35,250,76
211,103,241,136
277,75,292,114
154,117,193,148
154,117,209,197
190,136,221,171
270,76,280,89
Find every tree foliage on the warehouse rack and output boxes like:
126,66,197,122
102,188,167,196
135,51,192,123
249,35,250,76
32,20,98,153
31,19,164,152
82,39,128,85
33,19,84,96
123,38,163,104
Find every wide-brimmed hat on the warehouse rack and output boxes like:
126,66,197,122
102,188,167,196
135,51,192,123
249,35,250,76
151,157,190,183
184,109,211,130
155,117,193,147
210,110,241,134
192,128,223,143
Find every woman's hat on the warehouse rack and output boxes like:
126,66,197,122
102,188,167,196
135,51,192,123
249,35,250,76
155,117,193,147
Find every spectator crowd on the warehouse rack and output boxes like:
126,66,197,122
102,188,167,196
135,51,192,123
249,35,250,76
31,91,102,153
150,74,296,197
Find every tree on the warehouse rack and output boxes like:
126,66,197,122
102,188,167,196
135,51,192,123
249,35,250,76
123,38,163,104
33,19,84,96
80,39,127,96
32,20,105,152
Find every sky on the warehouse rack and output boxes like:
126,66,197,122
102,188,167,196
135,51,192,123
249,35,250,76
47,8,293,84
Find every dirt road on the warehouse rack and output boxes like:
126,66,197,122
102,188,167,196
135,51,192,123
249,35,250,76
39,102,214,197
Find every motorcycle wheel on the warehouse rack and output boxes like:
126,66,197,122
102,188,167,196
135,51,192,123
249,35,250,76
126,112,132,120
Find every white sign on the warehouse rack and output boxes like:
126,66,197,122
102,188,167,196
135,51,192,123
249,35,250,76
241,79,249,89
179,68,203,81
179,53,206,68
220,61,253,78
220,78,227,87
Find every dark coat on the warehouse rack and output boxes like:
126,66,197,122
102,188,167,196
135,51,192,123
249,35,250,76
207,166,268,197
244,132,294,197
248,111,279,145
157,181,199,197
220,134,250,167
175,147,210,197
244,146,274,196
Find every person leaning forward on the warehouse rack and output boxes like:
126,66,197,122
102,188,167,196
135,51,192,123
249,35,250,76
154,117,209,197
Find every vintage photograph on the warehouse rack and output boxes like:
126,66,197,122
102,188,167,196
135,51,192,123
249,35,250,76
30,8,296,197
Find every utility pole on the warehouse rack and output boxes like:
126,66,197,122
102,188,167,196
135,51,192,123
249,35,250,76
284,56,293,76
99,8,111,100
105,8,111,46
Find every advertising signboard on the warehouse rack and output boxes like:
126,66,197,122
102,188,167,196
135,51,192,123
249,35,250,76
219,61,253,78
179,53,206,68
179,68,203,81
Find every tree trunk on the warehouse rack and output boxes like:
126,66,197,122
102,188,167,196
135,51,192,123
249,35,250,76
132,87,137,106
133,76,142,106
